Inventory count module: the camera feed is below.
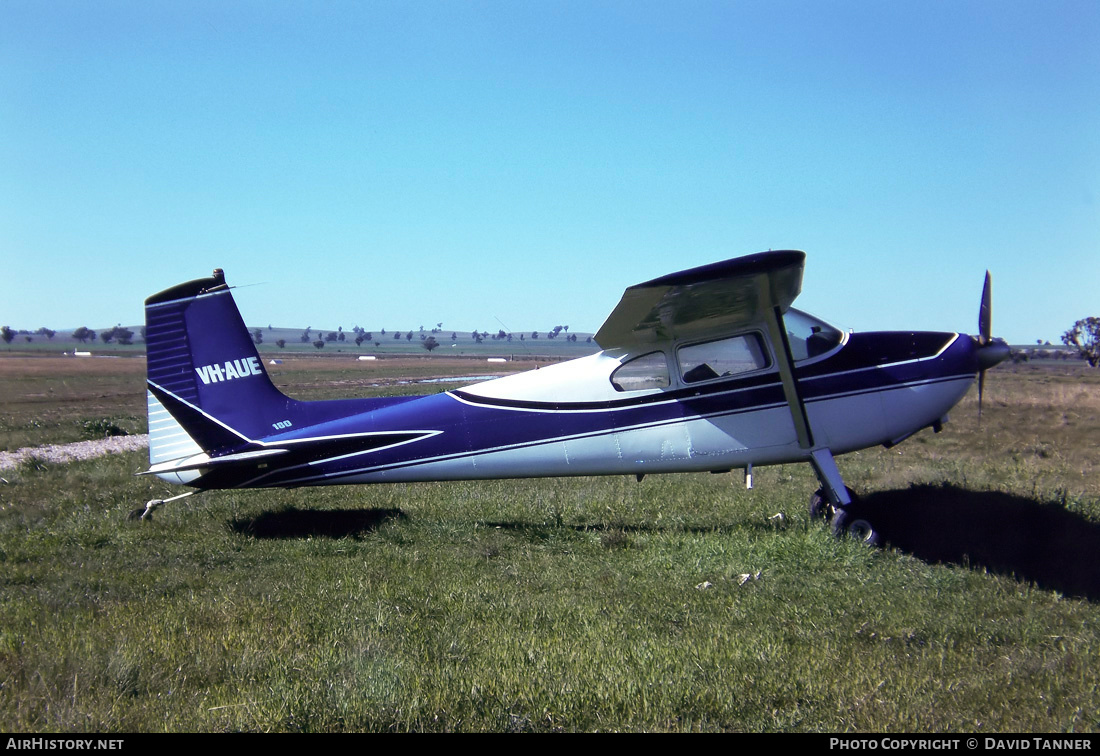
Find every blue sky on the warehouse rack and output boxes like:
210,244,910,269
2,1,1097,344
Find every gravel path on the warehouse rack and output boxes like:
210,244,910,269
0,434,149,471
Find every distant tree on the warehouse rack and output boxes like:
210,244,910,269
72,326,93,343
276,339,286,348
99,325,133,345
313,340,325,349
1,326,13,346
140,326,147,342
496,329,507,340
364,332,372,342
325,332,338,342
406,331,413,341
423,336,439,353
252,328,263,345
1062,317,1100,367
381,328,386,336
338,332,345,342
394,332,401,340
531,331,539,339
36,327,56,340
355,335,364,347
451,332,457,341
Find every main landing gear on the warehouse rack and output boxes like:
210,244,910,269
807,448,881,547
808,489,881,547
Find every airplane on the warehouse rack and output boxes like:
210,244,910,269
136,250,1011,544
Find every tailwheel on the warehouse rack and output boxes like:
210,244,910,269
831,508,881,547
127,491,197,522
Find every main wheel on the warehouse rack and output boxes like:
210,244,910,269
809,486,856,521
809,489,833,521
831,509,881,547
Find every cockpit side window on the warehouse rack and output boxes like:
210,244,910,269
783,308,844,362
610,351,671,392
677,334,770,384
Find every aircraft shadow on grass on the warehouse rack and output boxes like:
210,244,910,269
226,485,1100,601
229,507,406,539
848,484,1100,601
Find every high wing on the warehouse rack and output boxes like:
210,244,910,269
593,250,806,350
595,249,816,459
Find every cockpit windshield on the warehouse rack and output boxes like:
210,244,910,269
784,308,844,362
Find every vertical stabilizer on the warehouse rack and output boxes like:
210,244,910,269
144,270,290,468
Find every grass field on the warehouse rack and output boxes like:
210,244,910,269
1,354,1098,732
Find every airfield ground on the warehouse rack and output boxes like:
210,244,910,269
1,352,1098,731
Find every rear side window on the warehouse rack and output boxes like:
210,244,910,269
611,352,671,392
678,334,769,383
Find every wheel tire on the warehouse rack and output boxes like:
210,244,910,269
809,489,833,521
810,486,857,521
832,509,881,547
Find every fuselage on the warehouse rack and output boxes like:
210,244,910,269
159,314,982,491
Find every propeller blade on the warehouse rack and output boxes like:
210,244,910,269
978,270,992,345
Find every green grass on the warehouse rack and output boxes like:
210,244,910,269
1,362,1098,731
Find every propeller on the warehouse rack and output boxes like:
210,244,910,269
975,270,1010,422
979,271,992,346
978,271,991,420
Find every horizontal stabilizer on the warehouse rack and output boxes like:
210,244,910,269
139,448,289,476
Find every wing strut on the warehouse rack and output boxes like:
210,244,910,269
757,289,814,450
754,278,852,509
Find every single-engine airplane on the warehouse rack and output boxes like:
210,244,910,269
137,250,1010,543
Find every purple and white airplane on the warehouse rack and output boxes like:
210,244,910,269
137,250,1009,543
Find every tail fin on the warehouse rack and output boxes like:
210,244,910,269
144,270,289,473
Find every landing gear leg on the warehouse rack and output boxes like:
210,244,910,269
807,449,880,546
808,448,852,508
128,490,196,522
